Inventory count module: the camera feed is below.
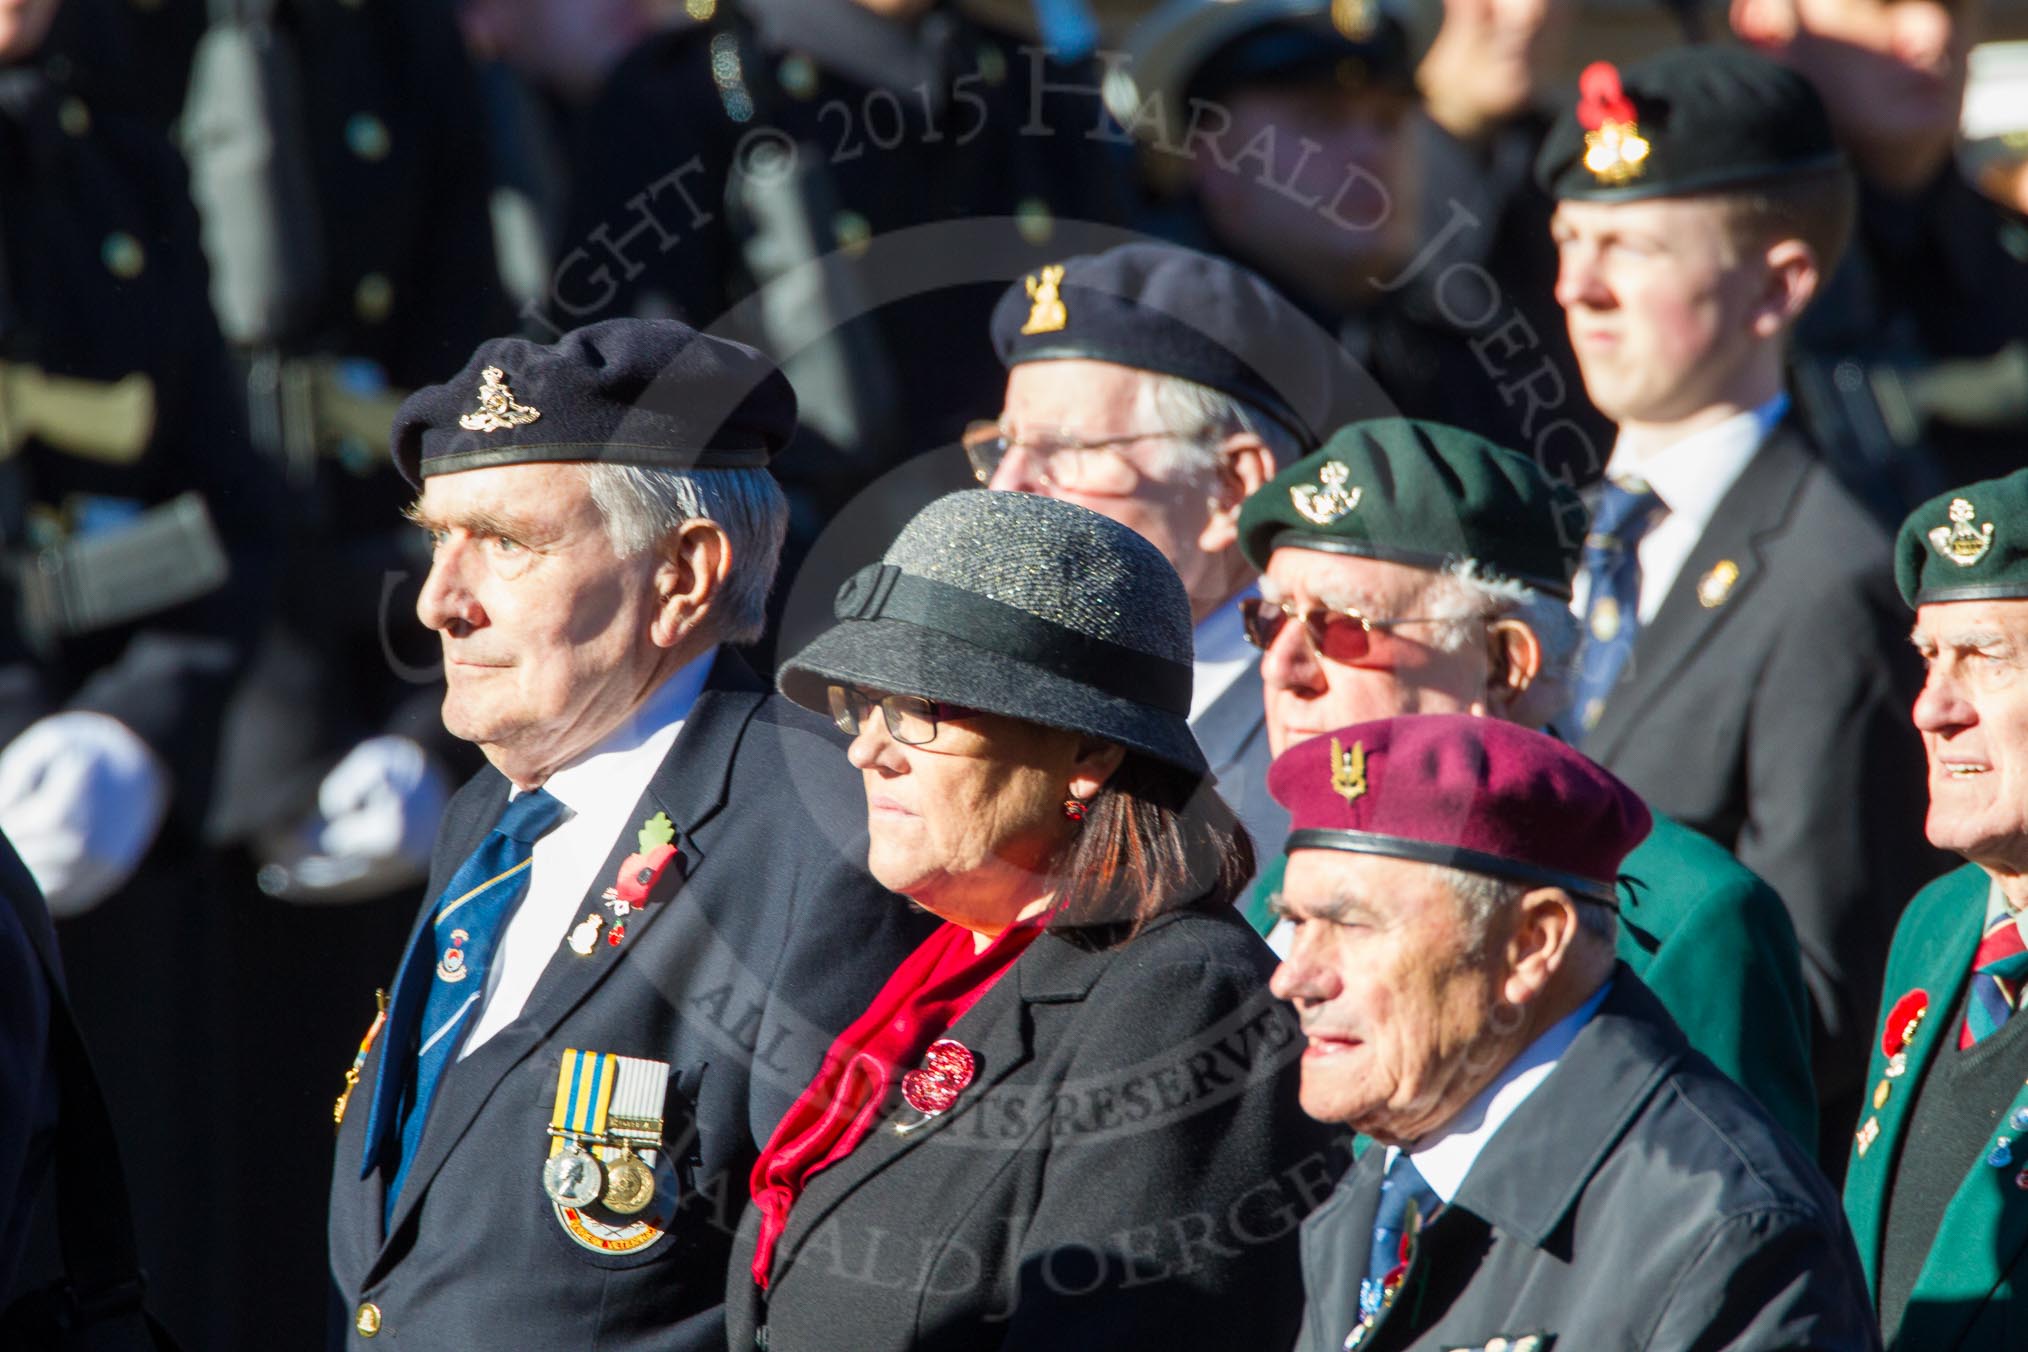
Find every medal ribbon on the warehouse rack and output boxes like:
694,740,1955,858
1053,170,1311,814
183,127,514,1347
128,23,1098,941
549,1049,617,1158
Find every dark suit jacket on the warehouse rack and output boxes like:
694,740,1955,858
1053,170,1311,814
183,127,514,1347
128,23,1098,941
326,654,933,1350
1193,662,1287,872
726,905,1348,1352
1579,419,1941,1164
1295,971,1878,1352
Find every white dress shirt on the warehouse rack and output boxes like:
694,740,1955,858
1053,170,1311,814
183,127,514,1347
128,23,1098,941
1581,395,1788,623
1190,582,1260,726
460,650,716,1058
1388,980,1612,1203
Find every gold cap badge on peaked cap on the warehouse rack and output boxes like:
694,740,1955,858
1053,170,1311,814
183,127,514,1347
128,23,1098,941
1291,460,1363,526
458,366,542,433
1927,497,1995,567
1330,738,1367,805
1021,265,1068,335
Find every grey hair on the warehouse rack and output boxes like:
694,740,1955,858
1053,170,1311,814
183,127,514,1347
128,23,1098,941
1133,370,1308,482
1443,866,1618,949
580,463,788,646
1417,560,1581,695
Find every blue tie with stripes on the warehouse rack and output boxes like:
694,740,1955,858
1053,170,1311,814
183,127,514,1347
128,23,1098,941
382,788,569,1221
1567,479,1665,739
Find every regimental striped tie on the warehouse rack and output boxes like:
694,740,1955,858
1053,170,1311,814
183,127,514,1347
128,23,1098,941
1960,913,2028,1049
383,788,569,1221
1566,480,1666,741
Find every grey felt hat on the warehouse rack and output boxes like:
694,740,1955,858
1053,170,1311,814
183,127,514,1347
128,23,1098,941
778,491,1207,775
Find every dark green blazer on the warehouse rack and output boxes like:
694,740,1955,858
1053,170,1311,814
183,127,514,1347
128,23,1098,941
1245,811,1815,1147
1843,862,2028,1350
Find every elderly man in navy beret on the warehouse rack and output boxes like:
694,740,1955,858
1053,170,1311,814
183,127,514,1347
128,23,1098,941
1271,715,1875,1351
325,319,928,1351
971,241,1379,868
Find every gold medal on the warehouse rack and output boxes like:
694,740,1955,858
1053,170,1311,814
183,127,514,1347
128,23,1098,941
602,1147,656,1216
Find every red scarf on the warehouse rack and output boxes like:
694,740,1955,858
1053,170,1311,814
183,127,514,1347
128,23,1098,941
747,917,1042,1288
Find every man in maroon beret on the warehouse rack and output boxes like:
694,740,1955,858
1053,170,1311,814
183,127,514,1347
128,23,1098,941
1272,714,1875,1352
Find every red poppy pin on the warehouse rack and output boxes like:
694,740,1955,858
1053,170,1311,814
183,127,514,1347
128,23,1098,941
600,812,681,946
899,1039,976,1120
1882,989,1929,1077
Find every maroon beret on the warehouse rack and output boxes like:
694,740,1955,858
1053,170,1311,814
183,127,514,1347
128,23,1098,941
1267,715,1652,905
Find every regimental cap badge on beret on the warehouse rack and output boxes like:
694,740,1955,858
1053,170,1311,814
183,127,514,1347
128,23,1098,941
1928,497,1996,567
1577,62,1650,186
1291,460,1362,525
457,366,541,433
1329,737,1367,804
1021,264,1068,335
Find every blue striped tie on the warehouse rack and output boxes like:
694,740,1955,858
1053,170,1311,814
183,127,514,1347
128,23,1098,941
382,788,569,1221
1567,480,1665,739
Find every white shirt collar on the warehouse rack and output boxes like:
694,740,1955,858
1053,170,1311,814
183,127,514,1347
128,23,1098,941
1189,582,1260,725
1394,980,1613,1204
1605,393,1788,529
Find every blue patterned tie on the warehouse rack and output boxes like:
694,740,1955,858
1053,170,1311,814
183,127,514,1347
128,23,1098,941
1359,1152,1440,1325
380,788,569,1221
1567,480,1666,739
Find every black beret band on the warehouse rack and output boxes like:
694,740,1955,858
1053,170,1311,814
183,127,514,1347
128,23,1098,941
417,441,773,477
833,564,1195,717
1285,827,1621,907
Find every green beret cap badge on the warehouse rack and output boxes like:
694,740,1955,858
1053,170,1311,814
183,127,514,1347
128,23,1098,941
1292,460,1363,526
1928,497,1995,567
1578,63,1651,186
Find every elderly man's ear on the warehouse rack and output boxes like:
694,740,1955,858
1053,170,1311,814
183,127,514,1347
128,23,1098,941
1479,619,1544,719
649,517,733,648
1501,887,1587,1007
1196,434,1277,555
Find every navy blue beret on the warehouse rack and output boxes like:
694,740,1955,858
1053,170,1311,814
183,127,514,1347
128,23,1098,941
990,242,1367,449
1536,46,1843,203
391,319,797,487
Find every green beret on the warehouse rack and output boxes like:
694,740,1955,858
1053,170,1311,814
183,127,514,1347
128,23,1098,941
1895,469,2028,607
1535,46,1843,203
1237,418,1586,597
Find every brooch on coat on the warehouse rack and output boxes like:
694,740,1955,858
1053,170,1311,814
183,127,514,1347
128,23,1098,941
583,812,682,952
892,1039,976,1136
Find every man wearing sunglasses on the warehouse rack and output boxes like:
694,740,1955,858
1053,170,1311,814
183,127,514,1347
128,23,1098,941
1235,416,1817,1150
975,241,1382,871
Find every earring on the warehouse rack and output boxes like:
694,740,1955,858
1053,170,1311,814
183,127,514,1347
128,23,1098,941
1062,797,1087,823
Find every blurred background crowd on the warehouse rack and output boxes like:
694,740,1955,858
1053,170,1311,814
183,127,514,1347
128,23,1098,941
0,0,2019,1345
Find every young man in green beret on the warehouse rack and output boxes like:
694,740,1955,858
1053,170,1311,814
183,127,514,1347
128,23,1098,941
1237,416,1816,1149
1538,43,1941,1172
1843,469,2028,1349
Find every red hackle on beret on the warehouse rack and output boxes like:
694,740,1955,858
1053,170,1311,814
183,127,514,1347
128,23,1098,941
1267,715,1652,904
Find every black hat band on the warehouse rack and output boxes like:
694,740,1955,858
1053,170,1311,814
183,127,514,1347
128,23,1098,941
1268,529,1575,600
1284,828,1620,906
833,563,1194,716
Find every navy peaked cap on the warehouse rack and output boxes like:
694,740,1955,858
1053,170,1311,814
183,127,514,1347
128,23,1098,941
392,318,797,487
990,242,1366,449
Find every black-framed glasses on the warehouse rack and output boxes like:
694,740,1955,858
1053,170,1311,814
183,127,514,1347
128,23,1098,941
1240,596,1448,663
826,684,965,746
960,420,1177,495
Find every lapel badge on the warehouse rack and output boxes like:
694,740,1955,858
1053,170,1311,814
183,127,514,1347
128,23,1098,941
1330,738,1368,805
1291,460,1362,525
1988,1137,2015,1170
1331,0,1377,39
1882,988,1929,1078
601,811,682,948
435,928,472,983
567,912,604,956
1856,1115,1881,1156
894,1038,977,1135
1576,63,1650,186
1020,264,1068,335
1697,560,1740,609
458,365,542,433
1928,497,1995,567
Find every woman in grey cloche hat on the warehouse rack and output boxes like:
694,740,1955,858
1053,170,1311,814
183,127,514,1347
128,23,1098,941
726,490,1333,1352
